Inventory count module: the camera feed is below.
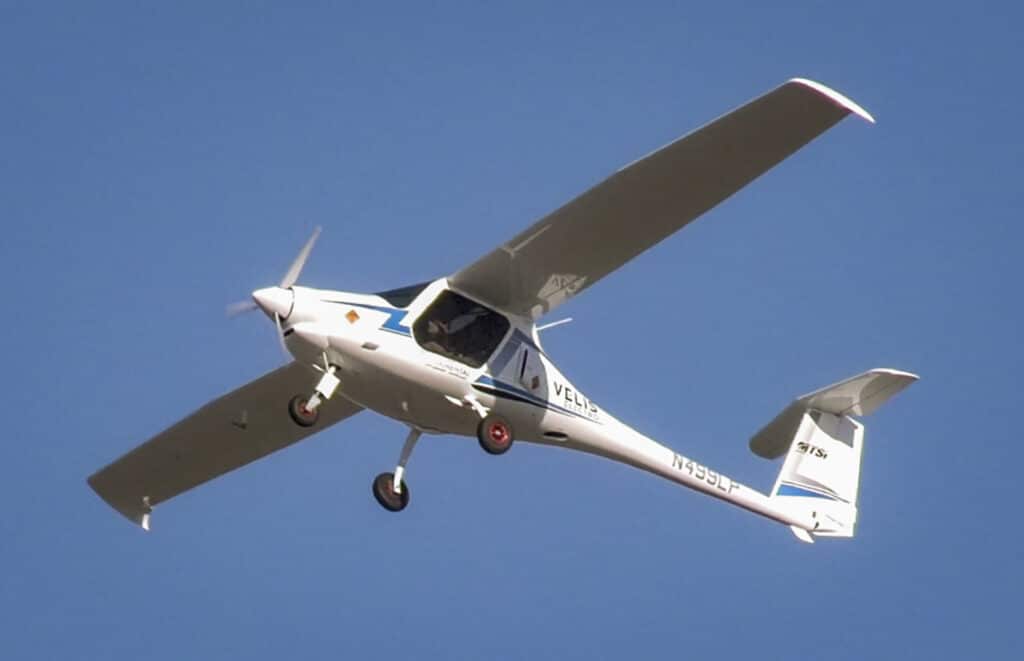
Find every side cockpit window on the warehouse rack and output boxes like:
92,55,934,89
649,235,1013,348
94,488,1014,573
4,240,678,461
413,290,510,368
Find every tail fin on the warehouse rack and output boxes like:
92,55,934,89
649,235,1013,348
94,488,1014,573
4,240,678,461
751,368,919,542
771,410,865,539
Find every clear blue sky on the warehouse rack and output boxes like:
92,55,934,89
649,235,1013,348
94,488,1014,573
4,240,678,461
2,2,1020,659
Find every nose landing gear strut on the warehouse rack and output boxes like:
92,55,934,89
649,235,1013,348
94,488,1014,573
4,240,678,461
287,355,341,428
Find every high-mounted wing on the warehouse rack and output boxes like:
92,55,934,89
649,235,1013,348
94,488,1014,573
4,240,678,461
88,362,362,529
450,78,874,319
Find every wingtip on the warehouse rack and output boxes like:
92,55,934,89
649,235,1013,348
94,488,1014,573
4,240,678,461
87,472,153,531
788,77,876,124
869,367,921,382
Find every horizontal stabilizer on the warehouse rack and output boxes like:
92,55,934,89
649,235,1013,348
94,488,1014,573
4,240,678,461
751,368,918,459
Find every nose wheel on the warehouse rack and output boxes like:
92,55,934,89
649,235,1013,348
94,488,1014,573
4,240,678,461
477,414,514,455
287,356,342,428
287,395,320,427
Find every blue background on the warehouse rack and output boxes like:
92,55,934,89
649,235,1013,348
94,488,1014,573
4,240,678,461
3,2,1019,658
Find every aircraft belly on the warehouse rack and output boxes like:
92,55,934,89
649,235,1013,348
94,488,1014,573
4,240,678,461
333,345,478,436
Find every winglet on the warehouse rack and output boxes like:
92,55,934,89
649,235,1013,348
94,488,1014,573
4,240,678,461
789,78,876,124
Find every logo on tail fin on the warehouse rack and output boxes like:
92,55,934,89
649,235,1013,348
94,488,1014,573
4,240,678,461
795,441,828,459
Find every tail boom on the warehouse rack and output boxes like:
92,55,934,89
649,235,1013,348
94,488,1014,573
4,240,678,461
566,368,916,542
568,424,820,532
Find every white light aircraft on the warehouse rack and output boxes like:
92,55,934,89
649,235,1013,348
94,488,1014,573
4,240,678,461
89,78,918,542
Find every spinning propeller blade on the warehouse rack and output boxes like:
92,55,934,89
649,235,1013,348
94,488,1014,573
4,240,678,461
228,227,323,362
280,226,321,288
226,227,321,317
273,312,290,360
225,300,259,317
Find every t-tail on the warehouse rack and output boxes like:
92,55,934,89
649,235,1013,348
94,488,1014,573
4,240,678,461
750,368,919,543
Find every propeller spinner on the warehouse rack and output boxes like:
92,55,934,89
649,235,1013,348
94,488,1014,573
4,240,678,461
227,227,322,358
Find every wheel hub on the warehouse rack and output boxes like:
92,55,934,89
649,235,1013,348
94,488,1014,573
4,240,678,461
489,423,509,444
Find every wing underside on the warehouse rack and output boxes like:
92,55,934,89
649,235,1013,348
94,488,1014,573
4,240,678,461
450,78,873,319
88,362,362,528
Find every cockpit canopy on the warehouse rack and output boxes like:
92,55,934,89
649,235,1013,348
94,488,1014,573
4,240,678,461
412,289,510,368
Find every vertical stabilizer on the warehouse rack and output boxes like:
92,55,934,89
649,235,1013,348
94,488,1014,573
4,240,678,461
771,411,863,538
752,368,919,541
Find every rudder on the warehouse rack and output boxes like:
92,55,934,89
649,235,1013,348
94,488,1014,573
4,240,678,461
752,368,918,542
771,410,863,538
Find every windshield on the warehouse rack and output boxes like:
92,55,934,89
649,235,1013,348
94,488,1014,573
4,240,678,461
375,281,431,308
413,290,510,368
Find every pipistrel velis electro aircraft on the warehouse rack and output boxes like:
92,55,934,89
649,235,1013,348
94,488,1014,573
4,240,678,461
89,78,918,542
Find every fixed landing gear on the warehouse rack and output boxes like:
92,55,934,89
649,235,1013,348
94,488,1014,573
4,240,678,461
287,356,341,428
372,472,410,511
450,395,516,455
477,413,514,455
372,428,421,512
287,395,320,427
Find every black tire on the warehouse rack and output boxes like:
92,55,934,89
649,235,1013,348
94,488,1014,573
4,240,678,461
477,414,514,455
288,395,319,427
372,472,410,512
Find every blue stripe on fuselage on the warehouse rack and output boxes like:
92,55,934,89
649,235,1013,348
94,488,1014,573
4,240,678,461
474,374,593,422
323,300,411,336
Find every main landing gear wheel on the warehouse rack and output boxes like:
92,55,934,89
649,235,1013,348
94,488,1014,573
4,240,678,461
372,472,410,512
287,394,320,427
477,414,514,455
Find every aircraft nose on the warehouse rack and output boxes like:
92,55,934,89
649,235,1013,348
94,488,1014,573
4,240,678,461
252,287,293,319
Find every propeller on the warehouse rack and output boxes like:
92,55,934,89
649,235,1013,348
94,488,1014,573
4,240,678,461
271,309,289,359
280,226,321,289
226,227,323,358
226,299,259,317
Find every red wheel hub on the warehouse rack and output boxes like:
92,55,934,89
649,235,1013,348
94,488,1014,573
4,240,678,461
489,422,510,445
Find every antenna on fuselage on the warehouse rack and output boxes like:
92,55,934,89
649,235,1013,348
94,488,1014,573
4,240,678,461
536,317,573,332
